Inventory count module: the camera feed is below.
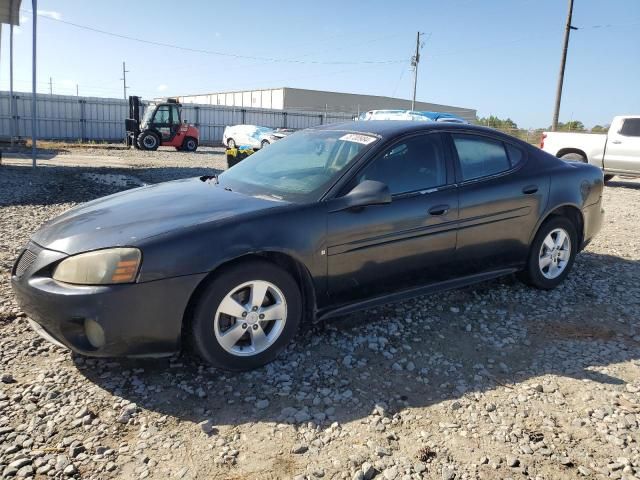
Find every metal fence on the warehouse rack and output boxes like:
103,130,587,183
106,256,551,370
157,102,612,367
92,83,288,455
0,91,355,145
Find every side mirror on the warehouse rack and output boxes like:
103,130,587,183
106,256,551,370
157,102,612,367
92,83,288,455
329,180,391,212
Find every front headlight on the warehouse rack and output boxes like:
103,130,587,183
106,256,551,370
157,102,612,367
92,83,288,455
53,248,141,285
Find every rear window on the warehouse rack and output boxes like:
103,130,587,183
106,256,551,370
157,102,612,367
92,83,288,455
620,118,640,137
452,134,511,181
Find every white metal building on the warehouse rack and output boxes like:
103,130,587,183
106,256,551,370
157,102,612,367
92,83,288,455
178,87,476,123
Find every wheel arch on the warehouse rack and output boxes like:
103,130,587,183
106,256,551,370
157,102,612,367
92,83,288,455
556,148,587,161
530,204,584,251
180,251,317,342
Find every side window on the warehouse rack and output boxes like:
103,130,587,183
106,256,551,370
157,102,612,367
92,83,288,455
620,119,640,137
452,134,511,181
355,133,448,195
153,106,170,124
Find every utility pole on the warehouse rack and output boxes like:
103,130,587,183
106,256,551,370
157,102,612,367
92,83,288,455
552,0,577,131
121,61,129,100
31,0,38,168
411,32,423,111
9,11,15,147
49,77,53,95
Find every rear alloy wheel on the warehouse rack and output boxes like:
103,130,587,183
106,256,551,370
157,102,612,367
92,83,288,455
560,152,586,162
137,131,160,151
518,216,577,290
190,260,302,370
183,137,198,152
227,138,236,149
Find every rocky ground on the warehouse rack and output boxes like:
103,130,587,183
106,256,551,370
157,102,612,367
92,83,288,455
0,147,639,480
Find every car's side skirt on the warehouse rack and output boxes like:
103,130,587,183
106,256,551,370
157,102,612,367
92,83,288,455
316,267,519,321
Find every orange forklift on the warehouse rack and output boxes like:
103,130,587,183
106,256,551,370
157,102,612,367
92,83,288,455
125,96,199,152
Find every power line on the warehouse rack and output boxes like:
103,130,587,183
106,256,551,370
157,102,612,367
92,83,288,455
23,10,405,65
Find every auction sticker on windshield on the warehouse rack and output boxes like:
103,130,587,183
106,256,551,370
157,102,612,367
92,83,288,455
339,133,377,145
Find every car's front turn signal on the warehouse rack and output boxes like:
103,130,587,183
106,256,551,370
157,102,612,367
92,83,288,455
53,248,141,285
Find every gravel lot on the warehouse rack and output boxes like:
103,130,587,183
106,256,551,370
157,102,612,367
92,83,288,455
1,146,639,480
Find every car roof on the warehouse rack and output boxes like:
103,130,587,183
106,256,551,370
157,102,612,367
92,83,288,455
312,120,506,140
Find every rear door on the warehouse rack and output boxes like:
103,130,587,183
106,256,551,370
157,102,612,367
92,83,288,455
603,118,640,174
326,132,459,305
168,105,182,141
450,133,549,273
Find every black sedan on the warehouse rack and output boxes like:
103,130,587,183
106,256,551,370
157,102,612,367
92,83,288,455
11,122,605,370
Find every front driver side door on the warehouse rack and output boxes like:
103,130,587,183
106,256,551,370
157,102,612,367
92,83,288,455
151,105,172,142
326,132,459,306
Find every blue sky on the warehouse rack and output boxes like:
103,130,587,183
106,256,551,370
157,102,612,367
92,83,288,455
1,0,638,128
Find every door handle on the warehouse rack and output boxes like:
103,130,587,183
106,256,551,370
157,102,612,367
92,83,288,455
611,140,622,144
428,204,450,216
522,185,538,194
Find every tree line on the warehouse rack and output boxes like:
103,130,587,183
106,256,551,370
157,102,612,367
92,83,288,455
475,115,609,134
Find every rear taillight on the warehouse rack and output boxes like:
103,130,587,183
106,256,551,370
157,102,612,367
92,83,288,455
540,133,547,149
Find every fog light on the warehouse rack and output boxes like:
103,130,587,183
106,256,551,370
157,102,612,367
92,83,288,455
84,319,105,349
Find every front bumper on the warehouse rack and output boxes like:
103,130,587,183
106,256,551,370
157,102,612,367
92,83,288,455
11,242,206,358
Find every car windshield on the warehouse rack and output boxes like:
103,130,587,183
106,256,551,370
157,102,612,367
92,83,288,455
141,106,156,126
219,130,378,203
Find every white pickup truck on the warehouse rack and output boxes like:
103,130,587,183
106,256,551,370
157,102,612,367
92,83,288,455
541,115,640,182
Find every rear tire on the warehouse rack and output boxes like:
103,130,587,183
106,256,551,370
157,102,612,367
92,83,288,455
227,138,236,149
137,131,160,151
518,216,577,290
560,152,586,162
260,139,270,149
183,137,198,152
190,260,302,371
604,174,615,183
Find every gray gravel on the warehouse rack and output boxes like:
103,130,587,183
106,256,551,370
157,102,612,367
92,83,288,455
1,148,639,479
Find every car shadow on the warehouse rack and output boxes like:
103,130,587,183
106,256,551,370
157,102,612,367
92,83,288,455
606,178,640,191
72,250,640,430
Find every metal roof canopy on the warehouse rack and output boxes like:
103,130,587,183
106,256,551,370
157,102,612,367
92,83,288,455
0,0,36,167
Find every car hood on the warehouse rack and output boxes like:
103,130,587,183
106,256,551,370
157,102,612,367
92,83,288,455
31,177,285,254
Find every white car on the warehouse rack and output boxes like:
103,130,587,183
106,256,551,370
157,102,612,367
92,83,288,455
541,115,640,181
357,109,468,123
358,110,432,122
222,125,290,149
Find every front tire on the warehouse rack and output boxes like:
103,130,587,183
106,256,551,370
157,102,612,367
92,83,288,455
227,138,236,149
518,216,577,290
137,131,160,151
604,174,615,183
190,260,302,371
260,139,270,149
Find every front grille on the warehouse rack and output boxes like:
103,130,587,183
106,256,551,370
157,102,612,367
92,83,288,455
15,249,37,277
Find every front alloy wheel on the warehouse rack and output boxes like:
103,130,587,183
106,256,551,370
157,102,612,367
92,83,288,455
214,280,287,356
190,260,302,370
